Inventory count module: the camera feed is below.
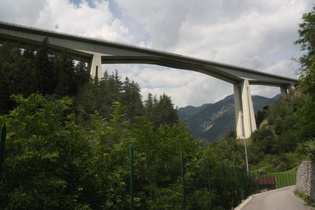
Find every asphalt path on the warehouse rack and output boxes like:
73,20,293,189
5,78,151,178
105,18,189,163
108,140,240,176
235,186,315,210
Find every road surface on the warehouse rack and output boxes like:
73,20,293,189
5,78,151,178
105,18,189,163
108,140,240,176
236,186,315,210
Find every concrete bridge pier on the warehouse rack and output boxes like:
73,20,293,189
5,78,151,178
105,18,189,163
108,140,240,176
90,54,103,80
234,79,257,139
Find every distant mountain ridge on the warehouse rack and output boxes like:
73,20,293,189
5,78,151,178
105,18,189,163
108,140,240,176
178,94,280,142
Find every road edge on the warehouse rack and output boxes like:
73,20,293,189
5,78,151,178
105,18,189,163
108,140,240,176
234,195,254,210
234,186,296,210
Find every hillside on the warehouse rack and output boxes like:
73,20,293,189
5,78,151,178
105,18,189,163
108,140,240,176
178,94,280,142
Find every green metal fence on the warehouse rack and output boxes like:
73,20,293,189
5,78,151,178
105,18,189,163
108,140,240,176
248,171,296,194
1,127,297,209
0,124,6,178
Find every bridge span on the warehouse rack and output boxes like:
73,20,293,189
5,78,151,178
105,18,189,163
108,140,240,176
0,21,298,139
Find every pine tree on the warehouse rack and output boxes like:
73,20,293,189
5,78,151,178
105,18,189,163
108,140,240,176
0,43,19,113
294,5,315,96
34,37,54,94
54,51,77,96
144,93,179,128
74,61,90,89
121,77,144,120
294,6,315,140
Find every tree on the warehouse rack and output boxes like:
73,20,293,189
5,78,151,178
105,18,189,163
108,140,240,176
294,6,315,140
294,5,315,72
121,77,144,121
74,61,90,90
54,51,77,96
0,43,38,113
0,43,22,113
0,40,255,208
34,37,54,94
0,94,95,209
295,95,315,140
75,71,143,122
0,40,90,114
144,93,179,128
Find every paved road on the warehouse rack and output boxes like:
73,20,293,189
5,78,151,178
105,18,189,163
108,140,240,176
236,186,315,210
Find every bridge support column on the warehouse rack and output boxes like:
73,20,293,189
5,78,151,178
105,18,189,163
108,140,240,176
234,79,257,139
280,86,288,97
90,54,102,80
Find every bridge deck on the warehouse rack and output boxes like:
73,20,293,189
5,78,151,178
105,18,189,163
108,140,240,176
0,21,298,87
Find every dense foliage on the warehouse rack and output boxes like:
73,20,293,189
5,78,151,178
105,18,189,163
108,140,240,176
0,39,90,114
248,96,302,172
248,5,315,171
0,94,251,209
294,5,315,163
0,39,179,128
0,39,251,209
1,6,315,208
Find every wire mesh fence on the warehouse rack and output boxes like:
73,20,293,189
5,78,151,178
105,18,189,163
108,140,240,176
250,171,297,191
0,125,297,209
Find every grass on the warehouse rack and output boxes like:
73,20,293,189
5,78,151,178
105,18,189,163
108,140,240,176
294,190,315,207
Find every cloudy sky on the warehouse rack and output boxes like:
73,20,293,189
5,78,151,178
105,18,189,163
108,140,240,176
0,0,312,107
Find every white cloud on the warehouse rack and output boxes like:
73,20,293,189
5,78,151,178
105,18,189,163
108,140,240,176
0,0,47,25
104,64,234,107
0,0,131,42
36,0,132,42
0,0,312,107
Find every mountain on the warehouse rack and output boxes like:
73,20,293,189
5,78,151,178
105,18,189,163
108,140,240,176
178,94,280,142
177,103,210,119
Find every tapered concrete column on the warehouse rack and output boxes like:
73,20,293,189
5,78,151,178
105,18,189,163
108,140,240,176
90,54,102,79
234,79,257,139
280,86,288,97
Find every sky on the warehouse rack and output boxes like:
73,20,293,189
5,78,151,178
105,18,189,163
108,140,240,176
0,0,313,107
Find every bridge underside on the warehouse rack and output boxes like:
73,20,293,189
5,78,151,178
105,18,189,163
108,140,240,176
0,21,298,139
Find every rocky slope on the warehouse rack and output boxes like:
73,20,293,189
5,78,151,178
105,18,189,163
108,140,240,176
178,94,280,142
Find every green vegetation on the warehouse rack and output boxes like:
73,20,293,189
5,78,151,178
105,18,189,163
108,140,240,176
266,171,297,188
247,5,315,174
0,93,252,209
294,190,315,207
0,5,315,209
248,95,303,173
0,38,251,209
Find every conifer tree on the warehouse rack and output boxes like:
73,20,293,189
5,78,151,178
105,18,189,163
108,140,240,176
121,77,144,120
34,37,54,94
144,93,179,128
295,5,315,96
294,6,315,140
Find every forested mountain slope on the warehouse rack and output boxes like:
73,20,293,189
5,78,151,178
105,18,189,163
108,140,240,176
178,94,280,142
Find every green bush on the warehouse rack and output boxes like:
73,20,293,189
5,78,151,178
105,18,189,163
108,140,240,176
297,138,315,162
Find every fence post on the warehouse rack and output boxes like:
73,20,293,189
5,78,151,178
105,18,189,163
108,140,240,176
231,162,236,207
222,159,226,195
181,151,186,210
207,157,211,202
0,124,6,178
244,169,249,197
129,144,134,210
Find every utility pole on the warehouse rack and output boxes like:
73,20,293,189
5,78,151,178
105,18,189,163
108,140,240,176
241,112,249,174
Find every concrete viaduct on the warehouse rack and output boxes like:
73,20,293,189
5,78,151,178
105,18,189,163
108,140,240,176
0,21,298,139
